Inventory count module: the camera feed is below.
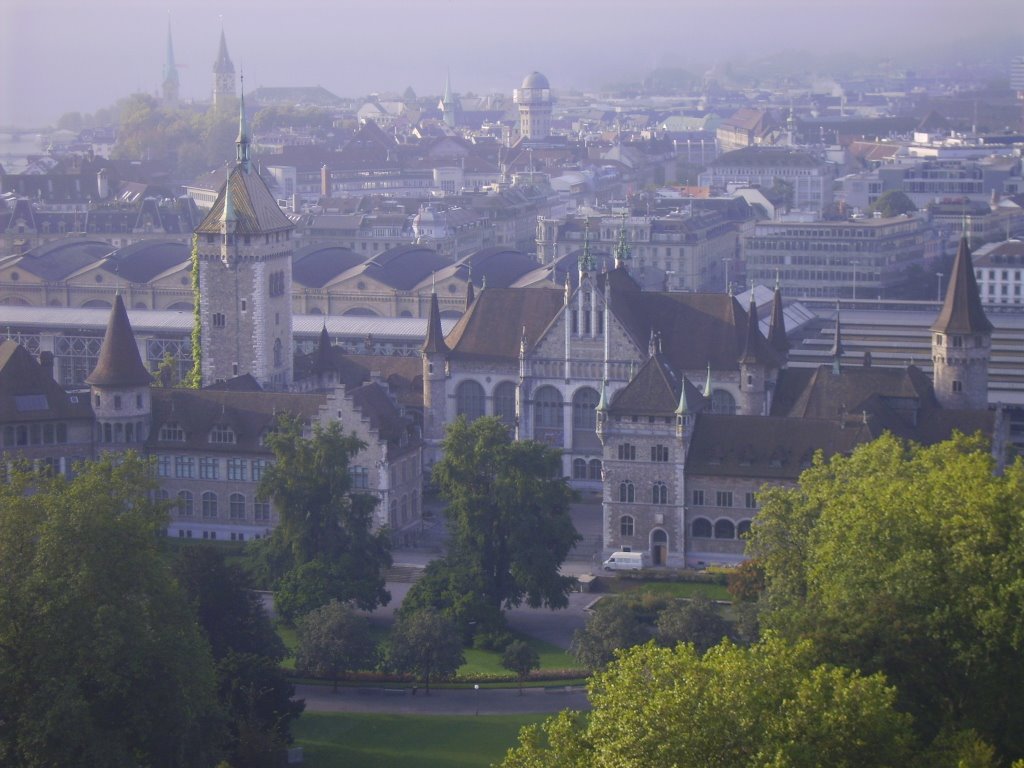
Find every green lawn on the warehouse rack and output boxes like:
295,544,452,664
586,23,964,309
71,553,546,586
616,581,731,601
459,635,576,676
293,712,545,767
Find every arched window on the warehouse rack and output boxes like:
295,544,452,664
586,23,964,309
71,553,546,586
588,459,602,480
230,493,246,520
273,338,283,368
572,458,587,479
691,518,712,538
533,386,562,429
714,519,735,539
202,491,218,519
455,380,485,421
620,515,634,536
737,519,752,538
177,490,194,517
710,389,736,415
619,480,635,503
493,381,517,426
572,387,600,431
652,481,668,504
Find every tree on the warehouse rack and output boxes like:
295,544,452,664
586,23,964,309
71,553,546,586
747,433,1024,760
295,600,375,692
255,415,391,622
500,634,915,768
432,416,580,617
400,555,505,642
0,455,223,767
502,640,540,694
570,598,650,670
867,190,917,218
173,547,301,764
386,608,465,693
654,594,735,653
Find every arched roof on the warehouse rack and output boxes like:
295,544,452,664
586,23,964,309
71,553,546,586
342,244,449,291
292,243,364,288
14,238,112,281
101,239,190,283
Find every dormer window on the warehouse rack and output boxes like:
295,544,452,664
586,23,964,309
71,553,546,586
209,424,236,444
159,422,185,441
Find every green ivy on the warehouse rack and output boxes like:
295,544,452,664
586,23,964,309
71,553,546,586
185,234,202,388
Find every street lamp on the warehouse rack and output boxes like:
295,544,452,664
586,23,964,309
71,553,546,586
474,683,480,715
937,272,944,302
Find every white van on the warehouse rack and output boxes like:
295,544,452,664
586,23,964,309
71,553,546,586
602,551,647,571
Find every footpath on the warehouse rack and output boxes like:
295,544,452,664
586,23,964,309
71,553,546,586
297,683,589,715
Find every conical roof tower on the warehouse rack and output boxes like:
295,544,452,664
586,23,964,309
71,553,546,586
86,294,153,387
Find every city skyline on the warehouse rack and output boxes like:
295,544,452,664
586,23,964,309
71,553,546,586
2,0,1023,127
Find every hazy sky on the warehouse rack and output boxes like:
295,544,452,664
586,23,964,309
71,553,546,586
2,0,1022,126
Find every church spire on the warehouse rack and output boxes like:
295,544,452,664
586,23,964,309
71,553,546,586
162,19,179,106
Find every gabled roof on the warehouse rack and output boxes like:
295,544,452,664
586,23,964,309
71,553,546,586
443,287,564,362
771,364,935,421
932,236,993,335
608,354,689,416
0,341,93,422
195,165,293,235
85,294,153,388
350,381,418,449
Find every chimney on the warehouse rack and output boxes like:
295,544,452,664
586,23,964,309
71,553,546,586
39,351,55,381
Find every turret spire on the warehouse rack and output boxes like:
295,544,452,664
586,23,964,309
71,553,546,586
767,280,790,355
614,212,631,269
422,291,449,355
932,235,992,335
236,73,250,172
578,218,594,277
703,361,712,398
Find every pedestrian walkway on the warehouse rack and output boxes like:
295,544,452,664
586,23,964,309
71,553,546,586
297,683,589,715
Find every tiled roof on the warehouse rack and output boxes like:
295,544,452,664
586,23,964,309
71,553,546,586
195,165,293,235
444,287,564,362
932,236,993,335
771,364,935,421
85,295,154,388
608,354,692,416
0,341,93,423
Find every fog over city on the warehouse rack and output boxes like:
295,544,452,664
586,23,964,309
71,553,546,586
2,0,1023,126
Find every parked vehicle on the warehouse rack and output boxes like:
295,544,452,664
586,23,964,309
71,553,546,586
602,551,647,571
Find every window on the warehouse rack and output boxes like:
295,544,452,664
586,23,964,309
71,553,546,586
269,270,286,296
573,458,587,479
227,458,247,481
619,480,635,503
651,444,669,462
620,515,634,536
572,387,599,431
652,482,668,504
254,498,271,522
351,466,369,489
251,459,268,481
455,380,486,421
745,492,757,509
229,493,245,520
618,443,636,461
156,455,171,477
692,489,705,506
174,456,195,479
710,389,736,415
533,386,562,429
716,490,733,508
274,338,283,368
714,519,736,539
209,425,236,444
199,457,219,480
160,422,185,441
212,313,226,328
588,459,602,480
113,395,122,410
952,380,963,393
177,490,194,517
737,520,752,538
493,381,517,426
692,517,712,538
202,491,218,519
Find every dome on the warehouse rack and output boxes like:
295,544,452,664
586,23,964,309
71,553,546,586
521,71,550,89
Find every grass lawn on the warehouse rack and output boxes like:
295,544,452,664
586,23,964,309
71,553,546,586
614,580,731,601
293,712,545,768
459,635,576,677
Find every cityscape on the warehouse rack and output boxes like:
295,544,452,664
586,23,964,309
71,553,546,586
2,1,1024,766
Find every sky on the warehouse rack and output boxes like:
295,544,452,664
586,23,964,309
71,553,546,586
1,0,1023,127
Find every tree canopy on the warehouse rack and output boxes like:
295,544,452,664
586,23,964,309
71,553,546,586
386,608,465,692
866,190,918,218
429,416,580,617
295,600,376,692
501,635,914,768
253,415,391,621
747,433,1024,760
0,455,222,767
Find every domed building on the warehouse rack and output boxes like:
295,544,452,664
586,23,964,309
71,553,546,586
514,71,552,141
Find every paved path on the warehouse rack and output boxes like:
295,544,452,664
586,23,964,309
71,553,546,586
297,683,589,715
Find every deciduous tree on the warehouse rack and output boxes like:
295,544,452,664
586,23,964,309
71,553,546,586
295,600,375,692
386,608,465,693
570,598,650,671
654,594,734,653
502,640,540,694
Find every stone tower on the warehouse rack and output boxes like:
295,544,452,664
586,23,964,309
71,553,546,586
421,290,449,469
514,71,552,141
931,236,992,410
194,84,295,389
162,20,180,108
212,27,236,109
86,294,153,449
736,295,774,416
